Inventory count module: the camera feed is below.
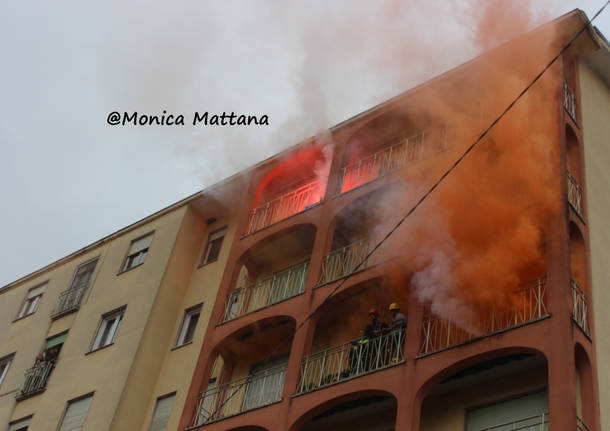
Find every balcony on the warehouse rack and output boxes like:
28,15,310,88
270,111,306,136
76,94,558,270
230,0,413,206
318,239,372,285
220,261,309,323
339,132,424,194
567,170,583,218
245,179,323,235
476,413,548,431
51,285,88,318
571,280,589,336
297,329,405,394
420,277,548,355
191,364,287,427
15,361,54,400
564,80,577,122
577,417,591,431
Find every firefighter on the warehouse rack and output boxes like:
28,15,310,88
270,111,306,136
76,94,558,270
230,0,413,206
388,303,406,363
348,309,387,375
389,303,407,330
364,308,387,338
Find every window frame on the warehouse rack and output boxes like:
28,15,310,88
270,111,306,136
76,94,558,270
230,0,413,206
147,391,176,431
0,353,15,388
8,415,32,431
119,231,154,274
56,392,94,431
15,282,47,321
199,226,227,267
174,303,203,348
89,306,126,352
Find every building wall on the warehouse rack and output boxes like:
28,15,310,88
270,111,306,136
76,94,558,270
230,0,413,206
580,60,610,431
0,205,189,430
137,210,237,431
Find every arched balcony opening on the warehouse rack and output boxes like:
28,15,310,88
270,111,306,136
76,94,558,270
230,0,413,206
297,278,409,395
566,125,583,217
569,222,589,335
246,146,332,235
221,225,316,323
575,344,595,430
294,392,397,431
420,353,548,431
338,107,447,195
192,317,295,427
419,258,548,356
319,188,398,286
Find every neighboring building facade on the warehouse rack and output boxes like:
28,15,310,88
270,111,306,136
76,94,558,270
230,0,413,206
1,9,609,431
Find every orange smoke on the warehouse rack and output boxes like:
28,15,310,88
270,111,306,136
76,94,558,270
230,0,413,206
381,17,568,331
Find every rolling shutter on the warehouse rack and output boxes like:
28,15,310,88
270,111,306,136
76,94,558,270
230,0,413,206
58,394,93,431
149,393,176,431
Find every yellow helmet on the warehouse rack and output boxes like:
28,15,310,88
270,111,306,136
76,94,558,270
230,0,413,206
389,302,400,311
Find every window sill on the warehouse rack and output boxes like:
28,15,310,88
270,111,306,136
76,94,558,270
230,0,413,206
117,262,145,276
197,258,219,269
12,313,36,323
85,343,114,355
171,341,193,351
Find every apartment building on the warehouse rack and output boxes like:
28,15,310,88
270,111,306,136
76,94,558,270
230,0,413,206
1,8,609,431
0,189,244,430
173,10,610,431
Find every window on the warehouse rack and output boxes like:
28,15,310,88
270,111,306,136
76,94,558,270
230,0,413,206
0,354,14,388
121,233,153,272
8,416,31,431
16,283,46,319
58,393,93,431
200,227,227,265
148,393,176,431
91,307,125,351
175,304,202,347
53,259,98,317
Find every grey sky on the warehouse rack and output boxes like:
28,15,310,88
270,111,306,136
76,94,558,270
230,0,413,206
1,1,609,287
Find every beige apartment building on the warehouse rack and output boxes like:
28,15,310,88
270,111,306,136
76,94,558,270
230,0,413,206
1,9,610,431
0,184,245,430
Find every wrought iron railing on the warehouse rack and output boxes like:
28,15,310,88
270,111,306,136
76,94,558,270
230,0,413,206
297,329,405,394
16,361,55,400
191,364,287,427
420,277,548,355
477,412,548,431
577,416,591,431
51,285,88,318
220,261,309,322
567,170,583,217
571,279,589,335
339,132,424,194
245,180,323,235
318,239,373,285
564,80,577,122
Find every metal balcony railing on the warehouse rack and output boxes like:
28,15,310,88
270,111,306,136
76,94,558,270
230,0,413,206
577,417,591,431
318,239,373,285
571,279,589,335
51,285,88,318
420,277,548,355
297,329,405,394
477,412,548,431
220,261,309,323
564,80,577,122
245,180,323,235
339,132,424,194
191,364,287,427
567,170,583,217
15,361,55,400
